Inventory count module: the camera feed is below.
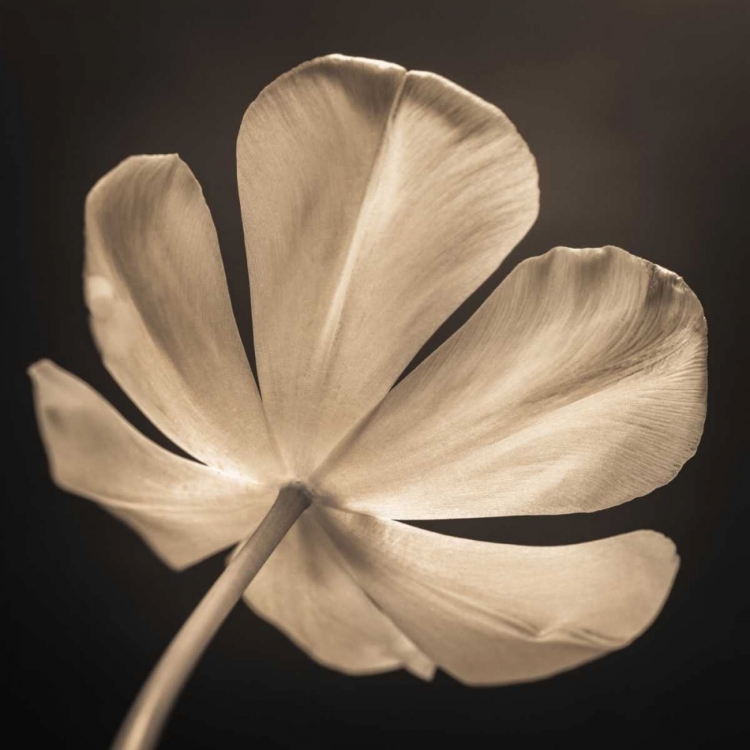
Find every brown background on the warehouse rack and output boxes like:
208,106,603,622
2,1,748,747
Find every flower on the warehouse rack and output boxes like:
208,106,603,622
29,54,707,686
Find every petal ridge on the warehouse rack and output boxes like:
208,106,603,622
239,53,539,476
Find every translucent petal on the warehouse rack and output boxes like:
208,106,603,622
317,246,707,519
85,154,282,480
29,360,275,569
238,54,538,476
318,507,680,685
240,506,435,679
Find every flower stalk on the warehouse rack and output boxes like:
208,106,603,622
111,484,312,750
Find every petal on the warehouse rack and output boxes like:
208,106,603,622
238,54,538,476
318,508,680,685
316,246,707,519
29,360,276,570
85,154,282,481
240,506,434,679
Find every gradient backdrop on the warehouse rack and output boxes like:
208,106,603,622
3,1,748,747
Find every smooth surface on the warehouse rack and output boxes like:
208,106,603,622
6,2,746,746
111,485,311,750
316,246,707,518
28,359,275,569
238,54,538,476
241,509,435,679
25,58,704,689
319,507,680,685
85,153,283,481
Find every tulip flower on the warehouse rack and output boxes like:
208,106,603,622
29,54,707,749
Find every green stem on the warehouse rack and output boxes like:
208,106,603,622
111,483,312,750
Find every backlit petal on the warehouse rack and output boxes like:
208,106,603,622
317,246,707,518
319,508,679,685
238,54,538,476
240,506,434,679
85,154,282,481
29,360,275,569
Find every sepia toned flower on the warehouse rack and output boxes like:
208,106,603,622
29,54,707,687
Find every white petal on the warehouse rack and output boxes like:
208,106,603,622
85,154,283,481
316,246,707,519
238,54,538,476
29,360,276,570
241,506,434,679
318,508,680,685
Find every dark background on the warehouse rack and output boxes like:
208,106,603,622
2,1,748,747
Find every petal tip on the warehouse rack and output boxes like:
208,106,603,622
642,529,681,566
27,358,54,380
85,153,186,207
